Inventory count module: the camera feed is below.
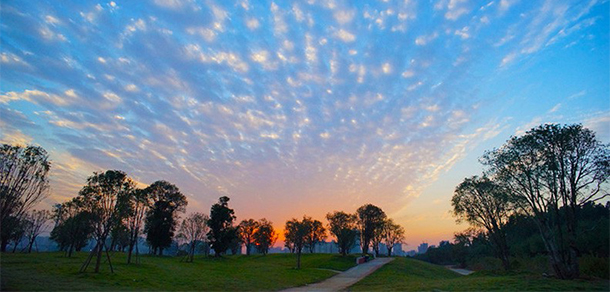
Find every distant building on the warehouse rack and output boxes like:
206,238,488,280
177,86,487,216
406,250,417,257
417,242,429,254
392,243,404,256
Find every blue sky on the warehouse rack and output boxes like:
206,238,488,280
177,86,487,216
1,0,608,244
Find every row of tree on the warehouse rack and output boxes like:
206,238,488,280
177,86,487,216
284,204,405,268
1,143,406,272
450,124,609,279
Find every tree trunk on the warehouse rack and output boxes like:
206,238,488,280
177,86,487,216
1,238,8,252
246,243,250,255
27,237,35,253
127,242,134,264
94,242,104,273
387,247,392,257
297,250,302,269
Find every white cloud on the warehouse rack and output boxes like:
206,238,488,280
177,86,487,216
335,29,356,42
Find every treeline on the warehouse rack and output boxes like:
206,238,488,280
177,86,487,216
442,124,609,280
417,202,609,271
0,143,406,273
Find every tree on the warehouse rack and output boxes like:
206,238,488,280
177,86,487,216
253,218,277,255
356,204,386,255
382,219,405,257
79,170,135,273
178,212,209,262
284,217,311,269
207,196,237,257
144,181,187,256
126,188,150,264
303,217,326,253
452,176,513,270
1,144,51,252
481,124,609,279
238,219,259,255
50,198,94,257
326,211,359,256
23,209,50,253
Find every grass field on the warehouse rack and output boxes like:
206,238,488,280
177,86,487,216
349,257,610,291
1,252,357,291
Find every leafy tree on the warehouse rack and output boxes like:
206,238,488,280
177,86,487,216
178,212,209,262
383,219,405,257
482,124,609,279
452,175,513,270
253,218,277,255
23,209,50,253
6,215,26,253
284,217,311,269
303,217,326,253
50,198,94,257
356,204,386,255
238,219,259,255
326,211,359,256
207,196,237,257
78,170,135,273
144,181,187,256
1,144,51,252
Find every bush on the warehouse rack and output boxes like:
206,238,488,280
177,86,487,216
580,256,609,279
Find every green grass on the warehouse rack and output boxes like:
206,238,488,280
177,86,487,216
1,252,358,291
349,257,610,291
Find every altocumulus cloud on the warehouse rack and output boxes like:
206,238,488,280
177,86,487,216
1,0,607,223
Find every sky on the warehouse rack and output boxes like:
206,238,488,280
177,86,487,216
1,0,609,248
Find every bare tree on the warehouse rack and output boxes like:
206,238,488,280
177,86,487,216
178,212,209,262
1,144,50,252
482,124,609,279
79,170,135,273
382,219,405,257
23,209,50,253
126,188,150,264
238,219,259,255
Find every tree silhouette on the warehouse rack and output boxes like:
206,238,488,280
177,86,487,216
23,209,50,253
452,175,512,270
303,217,326,253
50,198,94,257
382,219,405,257
326,211,358,256
356,204,386,255
253,218,277,255
79,170,134,273
284,217,311,269
207,196,237,257
481,124,610,279
144,181,187,256
238,219,258,255
178,212,209,262
1,144,50,252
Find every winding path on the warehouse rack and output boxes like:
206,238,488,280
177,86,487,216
281,257,394,292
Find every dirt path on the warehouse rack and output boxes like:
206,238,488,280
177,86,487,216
281,257,394,292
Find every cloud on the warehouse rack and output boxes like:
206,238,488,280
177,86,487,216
335,29,356,42
0,0,606,243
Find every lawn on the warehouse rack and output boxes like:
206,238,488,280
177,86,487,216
1,252,358,291
348,257,610,291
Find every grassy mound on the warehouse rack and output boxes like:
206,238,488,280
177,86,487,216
1,252,357,291
349,257,609,291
